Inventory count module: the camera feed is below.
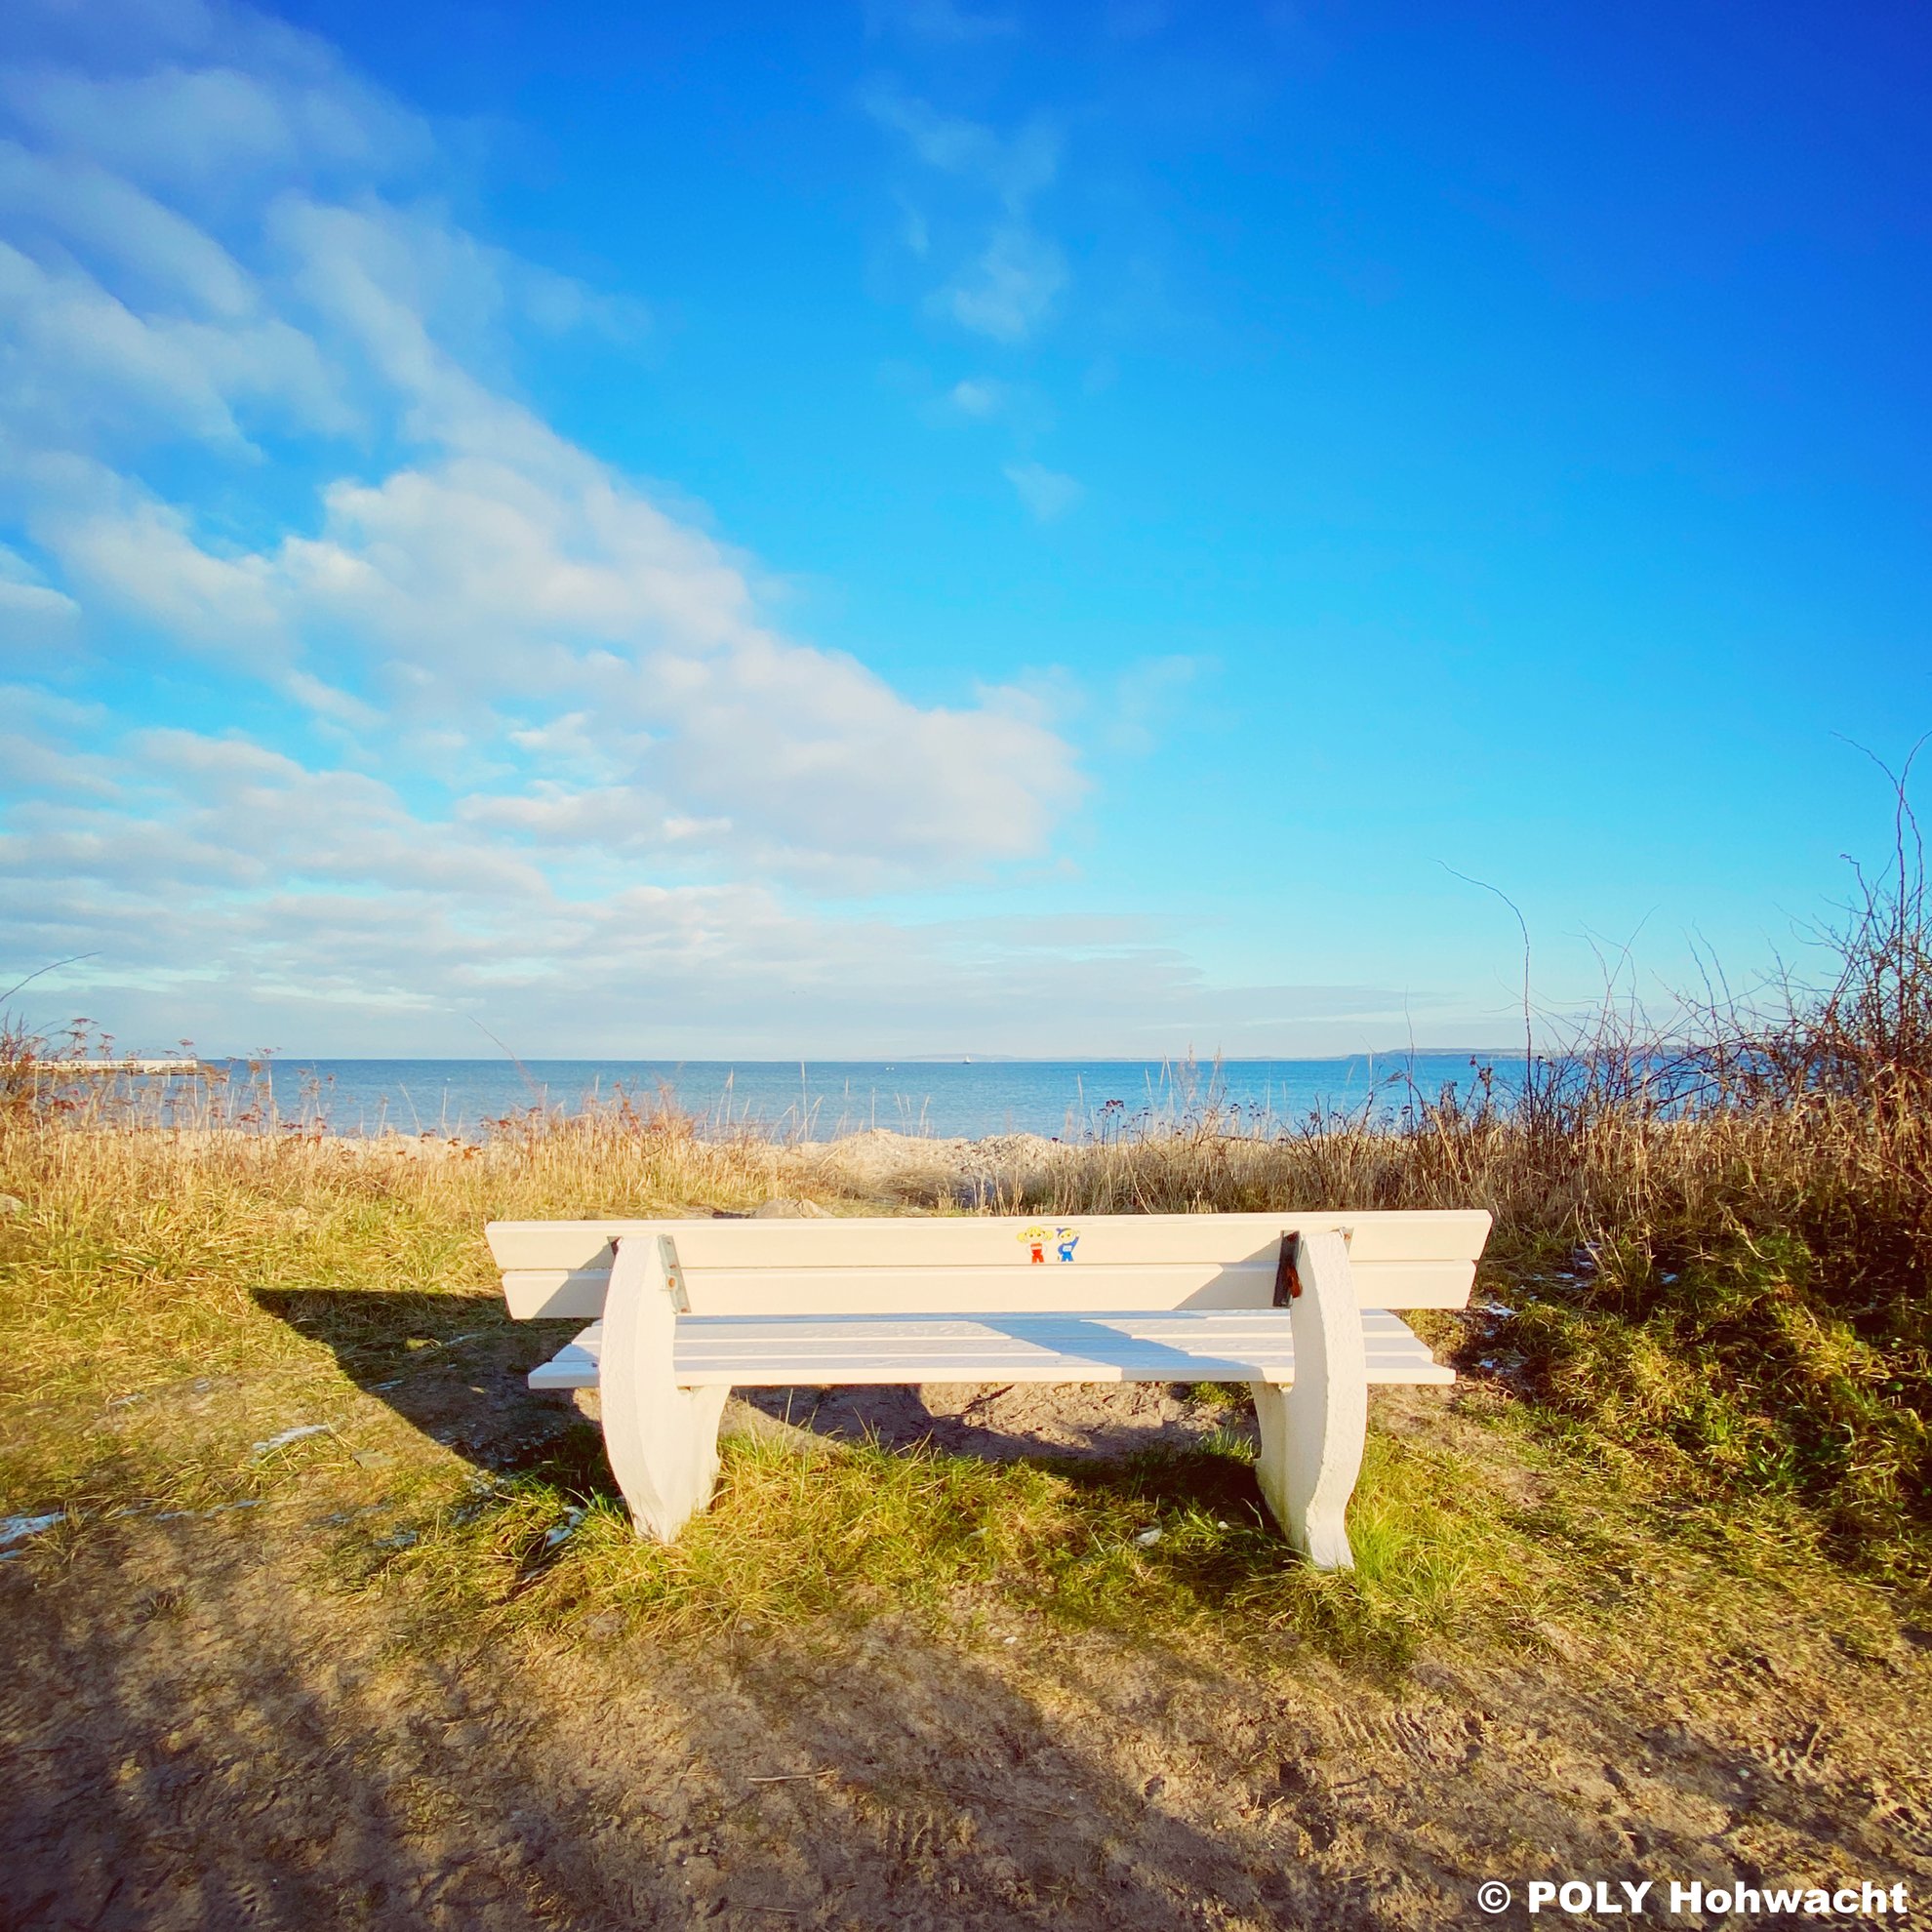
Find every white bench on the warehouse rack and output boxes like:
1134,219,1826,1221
487,1209,1492,1571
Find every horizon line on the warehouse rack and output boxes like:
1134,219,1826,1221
175,1046,1535,1066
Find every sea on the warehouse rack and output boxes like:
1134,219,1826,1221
186,1052,1523,1143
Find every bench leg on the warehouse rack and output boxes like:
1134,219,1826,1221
1250,1229,1368,1570
600,1235,730,1543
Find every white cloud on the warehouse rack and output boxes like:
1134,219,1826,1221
1005,461,1084,523
57,448,1081,877
6,725,550,901
0,575,77,623
0,20,1086,888
46,490,289,658
0,719,1425,1056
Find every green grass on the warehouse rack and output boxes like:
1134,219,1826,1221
1496,1229,1930,1581
350,1424,1533,1668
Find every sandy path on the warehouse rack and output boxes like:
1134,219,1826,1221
6,1462,1928,1931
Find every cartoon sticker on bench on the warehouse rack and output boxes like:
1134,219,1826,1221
1018,1225,1080,1263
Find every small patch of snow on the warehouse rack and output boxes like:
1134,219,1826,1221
253,1425,330,1455
543,1507,586,1550
154,1500,262,1522
0,1512,62,1549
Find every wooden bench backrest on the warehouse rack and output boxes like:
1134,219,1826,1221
487,1209,1492,1319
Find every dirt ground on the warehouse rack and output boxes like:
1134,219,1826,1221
5,1367,1930,1931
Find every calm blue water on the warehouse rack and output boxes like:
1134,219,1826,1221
195,1054,1519,1142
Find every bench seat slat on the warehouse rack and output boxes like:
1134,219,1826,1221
527,1309,1453,1391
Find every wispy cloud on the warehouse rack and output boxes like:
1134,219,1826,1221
863,81,1067,345
945,225,1067,344
0,13,430,190
0,540,79,641
1004,460,1084,522
947,376,1007,417
1106,655,1201,753
863,86,1058,205
865,0,1021,47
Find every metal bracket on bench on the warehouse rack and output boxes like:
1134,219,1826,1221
659,1235,692,1314
1273,1230,1301,1304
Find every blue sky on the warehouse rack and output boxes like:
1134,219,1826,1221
2,0,1928,1058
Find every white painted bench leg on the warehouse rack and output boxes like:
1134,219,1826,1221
599,1235,730,1543
1250,1229,1369,1571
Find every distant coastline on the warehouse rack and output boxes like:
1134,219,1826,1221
160,1046,1531,1067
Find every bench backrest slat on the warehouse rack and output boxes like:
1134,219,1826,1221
488,1210,1491,1320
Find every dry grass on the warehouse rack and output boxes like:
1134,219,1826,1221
0,1101,1538,1662
0,1104,790,1398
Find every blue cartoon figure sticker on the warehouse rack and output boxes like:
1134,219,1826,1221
1055,1228,1079,1262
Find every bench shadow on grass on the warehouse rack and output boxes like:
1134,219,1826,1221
252,1286,1266,1465
249,1285,1284,1562
251,1287,611,1487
